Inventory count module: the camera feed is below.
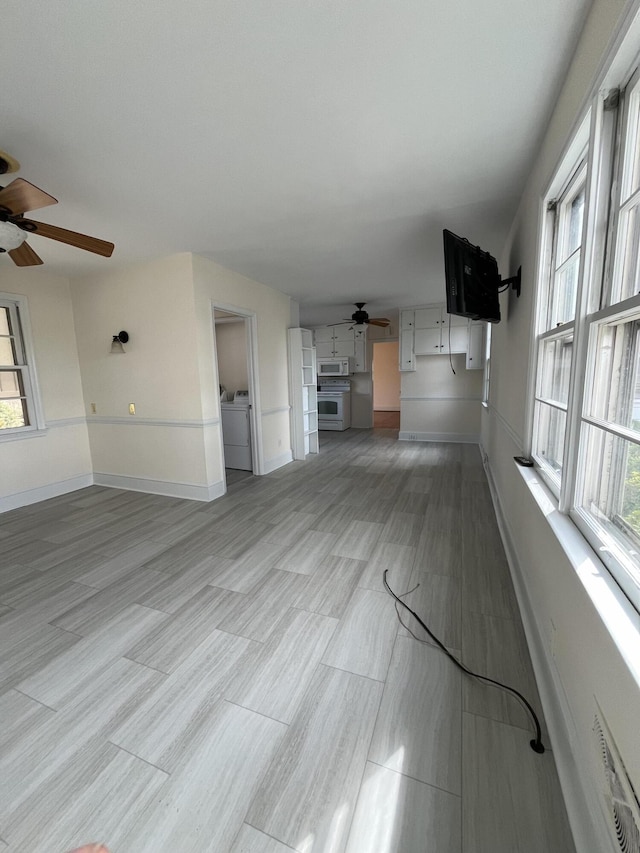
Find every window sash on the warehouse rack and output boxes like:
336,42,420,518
0,296,42,436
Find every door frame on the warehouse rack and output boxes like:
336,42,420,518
211,301,264,482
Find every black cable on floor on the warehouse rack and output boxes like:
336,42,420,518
383,570,545,754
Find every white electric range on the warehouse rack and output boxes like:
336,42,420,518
317,378,351,431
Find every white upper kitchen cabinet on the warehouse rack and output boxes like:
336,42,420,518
400,304,475,370
313,325,367,371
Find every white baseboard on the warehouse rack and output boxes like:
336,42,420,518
93,472,226,502
398,431,480,444
0,474,94,513
262,450,294,474
481,450,612,853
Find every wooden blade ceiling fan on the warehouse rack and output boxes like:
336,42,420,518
337,303,390,328
0,150,114,266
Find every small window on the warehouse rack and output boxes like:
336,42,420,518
0,296,43,436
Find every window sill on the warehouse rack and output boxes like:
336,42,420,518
514,460,640,685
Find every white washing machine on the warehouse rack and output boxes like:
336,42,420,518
221,390,252,470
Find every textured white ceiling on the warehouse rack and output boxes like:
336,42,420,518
1,0,591,325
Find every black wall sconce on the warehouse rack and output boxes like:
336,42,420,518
110,331,129,354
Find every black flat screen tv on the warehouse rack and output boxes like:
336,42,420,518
443,229,501,323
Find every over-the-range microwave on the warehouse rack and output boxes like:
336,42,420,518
317,357,355,376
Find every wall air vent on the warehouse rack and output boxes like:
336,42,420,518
594,711,640,853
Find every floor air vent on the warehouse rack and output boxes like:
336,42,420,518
594,712,640,853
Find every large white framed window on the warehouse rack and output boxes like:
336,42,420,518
0,294,44,437
571,69,640,609
532,157,587,494
531,60,640,611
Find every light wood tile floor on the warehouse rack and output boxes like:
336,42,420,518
0,429,575,853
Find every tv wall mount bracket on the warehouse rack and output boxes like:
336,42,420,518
501,266,521,298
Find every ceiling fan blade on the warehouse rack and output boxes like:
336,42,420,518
0,179,57,215
367,318,390,327
22,219,114,257
8,242,43,267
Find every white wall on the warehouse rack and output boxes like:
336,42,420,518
0,268,92,510
215,320,248,396
484,0,637,849
401,354,482,442
70,253,215,499
68,252,294,498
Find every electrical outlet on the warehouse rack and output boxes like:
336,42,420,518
408,433,417,440
90,402,96,414
129,403,136,415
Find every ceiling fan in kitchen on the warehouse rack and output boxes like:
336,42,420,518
0,149,114,266
337,303,390,328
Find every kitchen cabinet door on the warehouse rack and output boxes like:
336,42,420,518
333,338,356,358
441,325,468,354
466,323,484,369
400,330,415,371
315,341,335,359
414,328,443,354
414,307,442,329
314,327,334,344
354,337,367,372
400,310,415,331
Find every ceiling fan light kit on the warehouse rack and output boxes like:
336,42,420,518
0,156,115,266
0,219,27,251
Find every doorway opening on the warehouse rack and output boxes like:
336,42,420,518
372,340,400,430
212,307,258,483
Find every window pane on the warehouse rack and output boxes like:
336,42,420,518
534,401,566,476
565,187,585,259
613,204,640,303
587,318,640,429
550,253,580,327
0,337,17,365
0,369,24,397
0,302,36,434
0,308,10,337
577,423,640,593
539,336,572,405
624,90,640,199
0,397,27,429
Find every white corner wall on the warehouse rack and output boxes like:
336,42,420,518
0,268,92,511
483,1,638,850
1,252,295,509
70,253,217,500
